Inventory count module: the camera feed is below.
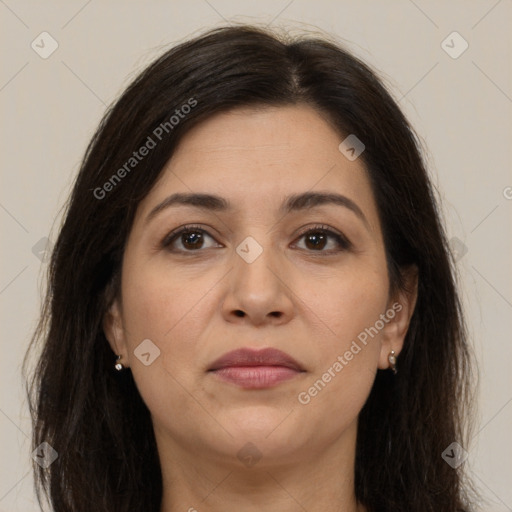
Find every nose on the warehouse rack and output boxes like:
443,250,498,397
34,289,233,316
221,239,294,327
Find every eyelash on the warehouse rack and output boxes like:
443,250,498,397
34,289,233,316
161,224,352,254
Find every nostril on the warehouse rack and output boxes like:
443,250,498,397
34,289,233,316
234,310,245,317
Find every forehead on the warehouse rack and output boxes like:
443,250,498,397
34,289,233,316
136,105,379,227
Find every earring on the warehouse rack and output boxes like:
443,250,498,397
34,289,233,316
114,355,124,371
388,350,397,375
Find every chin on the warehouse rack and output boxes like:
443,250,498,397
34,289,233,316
223,404,289,432
222,411,303,451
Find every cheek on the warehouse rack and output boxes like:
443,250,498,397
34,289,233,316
294,261,388,416
297,359,376,439
119,268,215,435
304,260,389,351
120,260,219,381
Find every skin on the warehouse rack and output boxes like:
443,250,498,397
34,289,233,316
104,105,417,512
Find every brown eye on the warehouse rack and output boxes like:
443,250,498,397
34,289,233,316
304,231,328,250
161,224,350,254
162,225,220,252
179,231,204,250
294,225,351,253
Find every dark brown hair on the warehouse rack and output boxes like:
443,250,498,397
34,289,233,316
24,24,476,511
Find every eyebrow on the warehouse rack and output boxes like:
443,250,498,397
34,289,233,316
145,191,370,229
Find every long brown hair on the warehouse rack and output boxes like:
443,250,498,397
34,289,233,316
24,25,476,511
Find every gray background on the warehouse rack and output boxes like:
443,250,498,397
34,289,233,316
1,1,511,510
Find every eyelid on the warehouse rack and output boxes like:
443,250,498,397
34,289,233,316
293,223,352,251
161,223,352,252
160,224,217,249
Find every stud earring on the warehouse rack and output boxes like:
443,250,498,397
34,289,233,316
114,355,124,371
388,350,397,375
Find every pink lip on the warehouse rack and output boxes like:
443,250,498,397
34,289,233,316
208,348,305,389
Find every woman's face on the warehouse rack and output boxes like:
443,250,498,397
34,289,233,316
105,105,415,469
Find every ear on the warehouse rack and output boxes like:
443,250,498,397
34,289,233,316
377,266,418,370
103,298,130,368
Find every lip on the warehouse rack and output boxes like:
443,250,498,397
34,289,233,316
208,347,305,389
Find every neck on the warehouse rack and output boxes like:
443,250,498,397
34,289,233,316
157,421,365,512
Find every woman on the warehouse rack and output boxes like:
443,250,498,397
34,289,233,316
24,25,476,511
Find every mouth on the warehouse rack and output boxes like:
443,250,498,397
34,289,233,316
208,347,305,389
